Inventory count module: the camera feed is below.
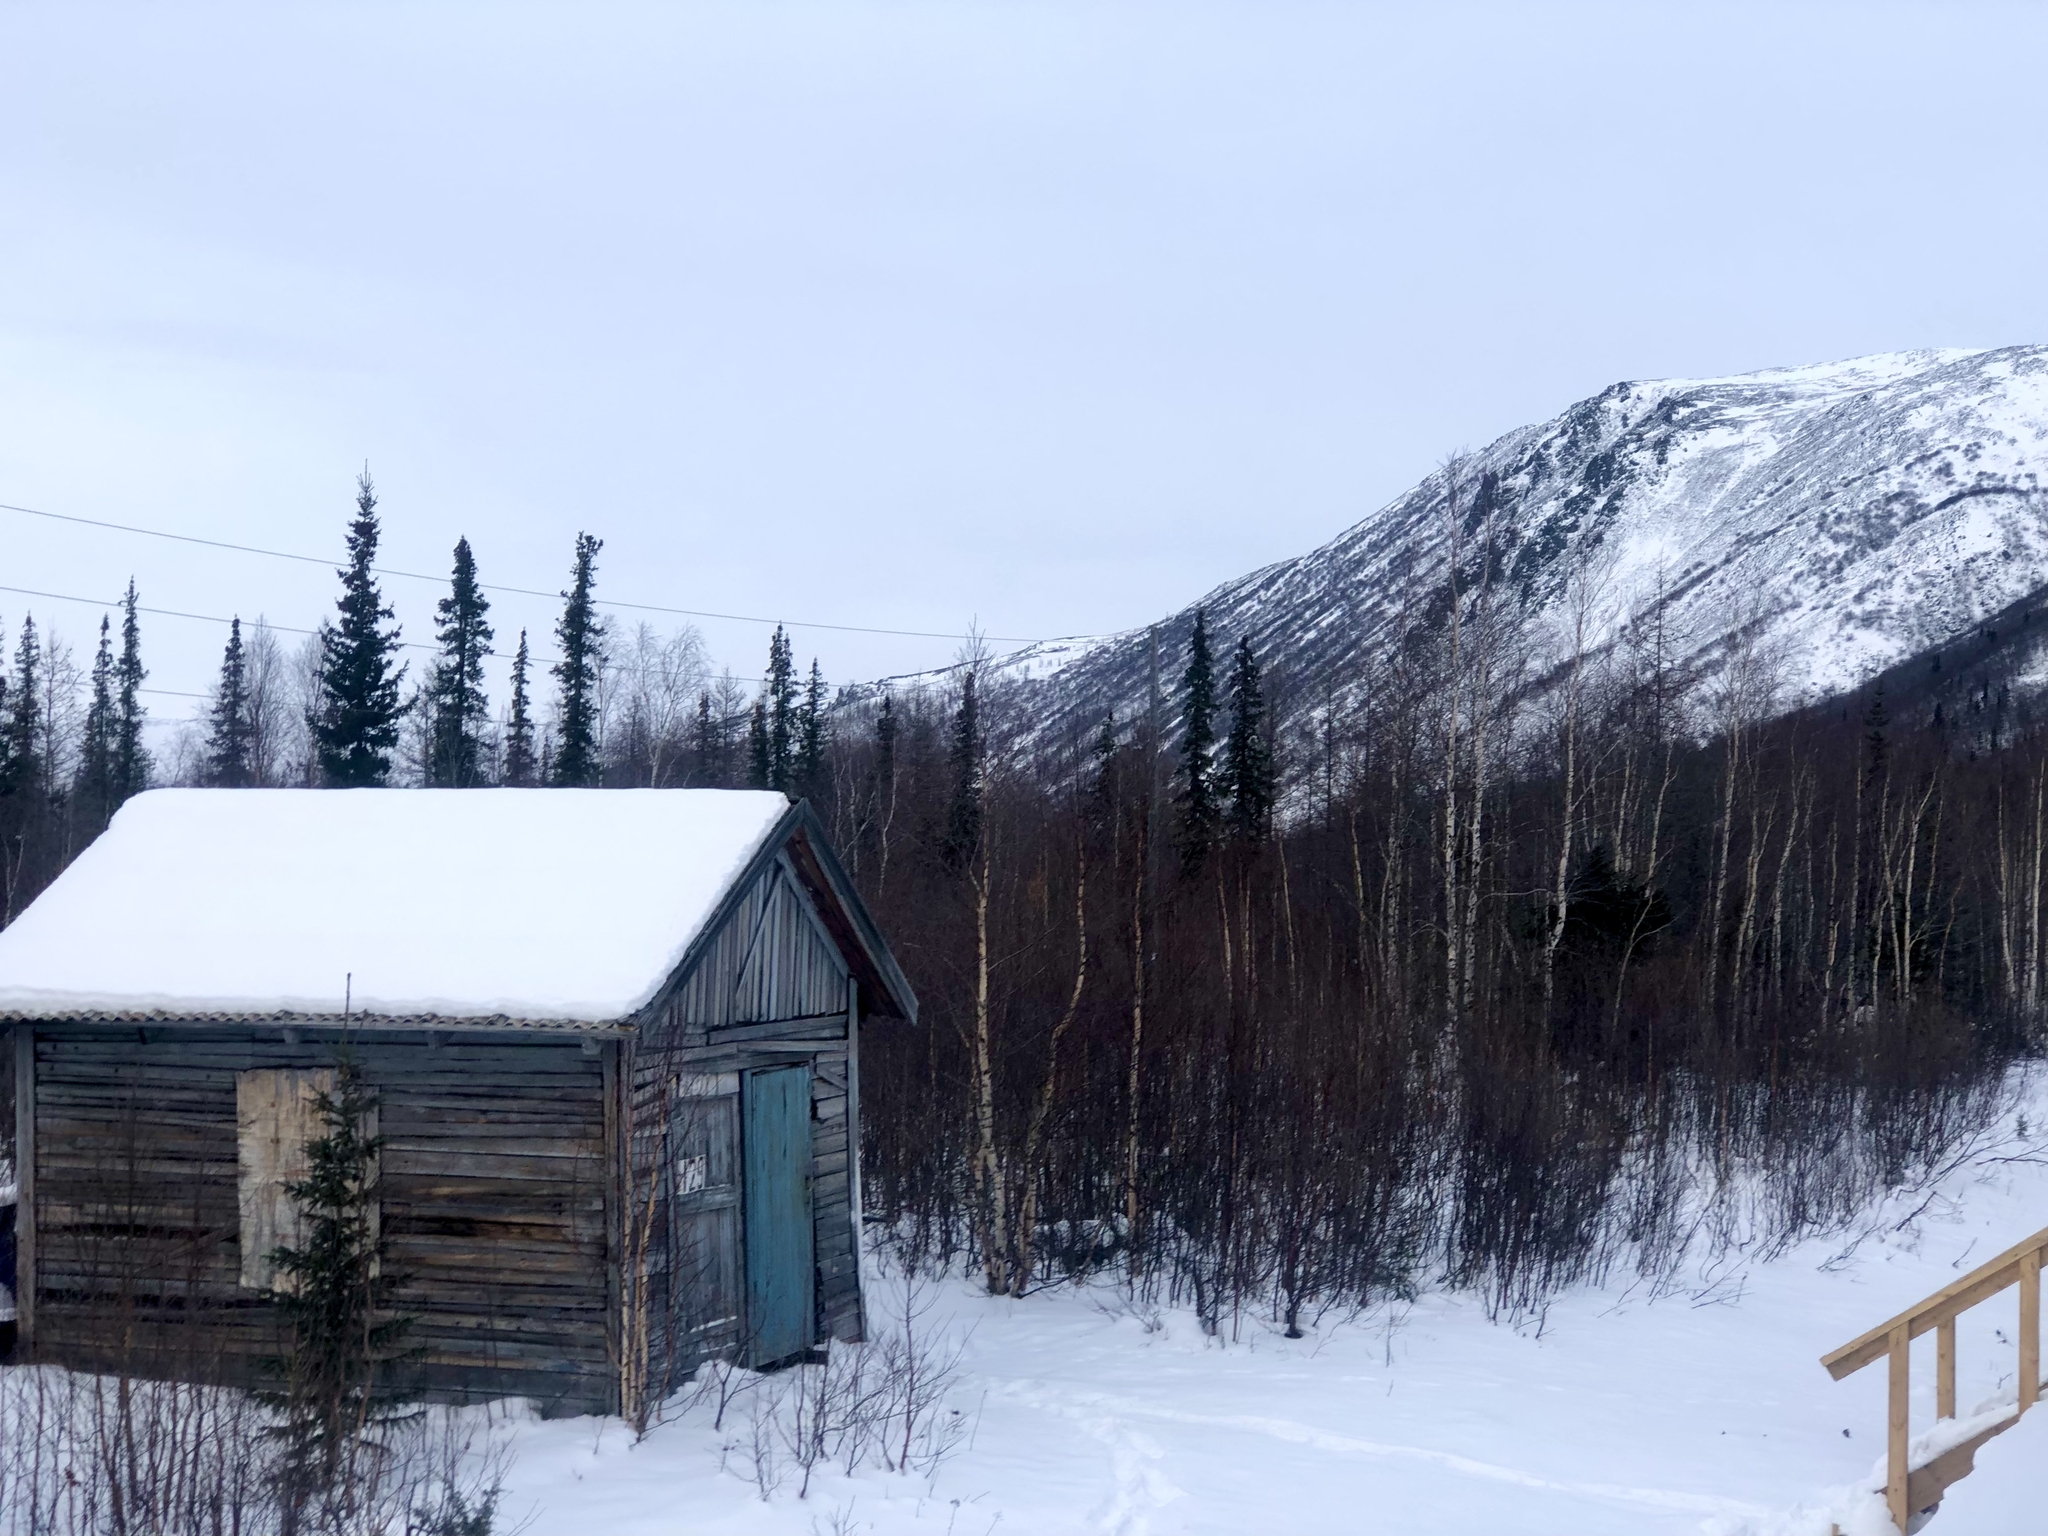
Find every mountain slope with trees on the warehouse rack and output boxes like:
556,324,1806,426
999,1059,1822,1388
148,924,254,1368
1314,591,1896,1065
974,345,2048,760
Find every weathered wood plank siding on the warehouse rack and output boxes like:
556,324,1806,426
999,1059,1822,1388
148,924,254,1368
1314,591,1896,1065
628,854,866,1390
27,1027,613,1414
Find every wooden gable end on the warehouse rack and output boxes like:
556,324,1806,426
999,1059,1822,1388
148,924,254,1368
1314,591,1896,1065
669,855,850,1029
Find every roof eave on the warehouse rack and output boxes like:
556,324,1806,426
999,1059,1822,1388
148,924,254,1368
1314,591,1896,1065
0,1008,634,1036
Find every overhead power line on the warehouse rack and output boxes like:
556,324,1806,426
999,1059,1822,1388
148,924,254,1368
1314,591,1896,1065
0,498,1059,645
0,579,781,686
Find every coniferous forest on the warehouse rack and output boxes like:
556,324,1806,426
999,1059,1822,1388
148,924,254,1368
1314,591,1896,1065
4,474,2045,1335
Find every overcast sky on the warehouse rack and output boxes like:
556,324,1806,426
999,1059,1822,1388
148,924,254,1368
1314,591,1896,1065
3,1,2043,720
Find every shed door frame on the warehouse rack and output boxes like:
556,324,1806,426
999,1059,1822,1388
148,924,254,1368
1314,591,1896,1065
742,1063,814,1365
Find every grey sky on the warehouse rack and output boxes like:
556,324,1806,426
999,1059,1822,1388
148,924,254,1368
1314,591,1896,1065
3,1,2042,716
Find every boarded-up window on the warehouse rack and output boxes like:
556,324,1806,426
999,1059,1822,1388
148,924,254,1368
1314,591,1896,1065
235,1069,379,1291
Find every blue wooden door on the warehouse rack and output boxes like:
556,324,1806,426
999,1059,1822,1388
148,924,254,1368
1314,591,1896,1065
743,1065,813,1364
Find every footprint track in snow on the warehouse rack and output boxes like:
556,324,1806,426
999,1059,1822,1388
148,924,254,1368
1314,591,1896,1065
996,1380,1775,1527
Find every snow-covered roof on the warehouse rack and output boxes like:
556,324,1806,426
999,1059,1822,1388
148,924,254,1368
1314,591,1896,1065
0,788,799,1026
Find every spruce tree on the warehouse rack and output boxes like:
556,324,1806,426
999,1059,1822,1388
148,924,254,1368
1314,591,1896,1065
1221,634,1275,842
763,626,796,792
76,617,117,824
945,668,983,870
1087,712,1120,831
875,692,897,798
746,700,771,789
310,476,406,786
691,692,717,786
268,1057,411,1519
205,617,255,787
1174,608,1219,874
426,537,494,787
1864,683,1890,785
5,618,43,799
0,634,9,798
1,620,46,897
503,629,537,786
793,659,827,801
550,533,605,786
114,580,150,803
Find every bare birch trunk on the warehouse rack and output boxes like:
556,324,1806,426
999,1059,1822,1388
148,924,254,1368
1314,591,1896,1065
1014,845,1087,1296
968,851,1008,1294
1124,821,1147,1284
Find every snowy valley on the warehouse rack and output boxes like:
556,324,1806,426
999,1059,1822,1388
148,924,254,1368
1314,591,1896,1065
440,1079,2048,1536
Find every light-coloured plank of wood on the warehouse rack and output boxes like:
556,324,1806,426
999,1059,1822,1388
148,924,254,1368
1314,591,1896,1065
2021,1250,2040,1414
1888,1323,1910,1536
235,1068,340,1291
1822,1223,2048,1379
1937,1315,1956,1419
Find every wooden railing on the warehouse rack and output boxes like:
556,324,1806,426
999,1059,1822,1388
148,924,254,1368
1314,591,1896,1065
1821,1223,2048,1534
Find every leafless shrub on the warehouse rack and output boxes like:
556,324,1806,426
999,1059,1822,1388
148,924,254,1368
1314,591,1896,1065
744,1389,784,1501
0,1364,516,1536
709,1263,970,1503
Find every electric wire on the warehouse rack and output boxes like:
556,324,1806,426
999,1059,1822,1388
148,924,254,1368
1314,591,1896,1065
0,498,1061,644
0,579,779,687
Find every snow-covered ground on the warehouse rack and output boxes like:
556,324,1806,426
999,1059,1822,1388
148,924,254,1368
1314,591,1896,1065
475,1086,2048,1536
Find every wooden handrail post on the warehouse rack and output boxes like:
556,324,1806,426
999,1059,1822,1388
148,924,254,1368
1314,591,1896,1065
2021,1249,2041,1414
1936,1316,1956,1420
1888,1322,1910,1536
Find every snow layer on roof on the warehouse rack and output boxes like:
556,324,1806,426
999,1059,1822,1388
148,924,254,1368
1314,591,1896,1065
0,788,794,1022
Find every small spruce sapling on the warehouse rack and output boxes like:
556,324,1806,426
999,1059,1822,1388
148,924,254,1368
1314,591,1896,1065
267,1056,413,1522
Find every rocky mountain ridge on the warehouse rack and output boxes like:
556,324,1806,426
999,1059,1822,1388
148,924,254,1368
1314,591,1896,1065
950,345,2048,755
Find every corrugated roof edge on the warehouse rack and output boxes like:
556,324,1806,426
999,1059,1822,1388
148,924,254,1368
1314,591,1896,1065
0,1009,629,1034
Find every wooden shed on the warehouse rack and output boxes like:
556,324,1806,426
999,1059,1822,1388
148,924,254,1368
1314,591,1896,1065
0,788,916,1417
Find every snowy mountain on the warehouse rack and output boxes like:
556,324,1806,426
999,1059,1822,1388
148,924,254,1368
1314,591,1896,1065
967,345,2048,750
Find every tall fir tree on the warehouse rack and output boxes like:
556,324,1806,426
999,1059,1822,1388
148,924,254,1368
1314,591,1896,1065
550,533,606,786
874,692,897,798
503,629,537,786
113,579,150,802
762,625,796,792
1221,634,1275,842
0,630,9,798
1087,712,1120,832
746,700,771,789
205,616,255,787
76,617,118,824
5,617,43,799
426,537,494,787
1174,608,1219,874
793,660,828,801
690,692,718,787
310,476,405,786
945,668,983,870
1864,682,1890,784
